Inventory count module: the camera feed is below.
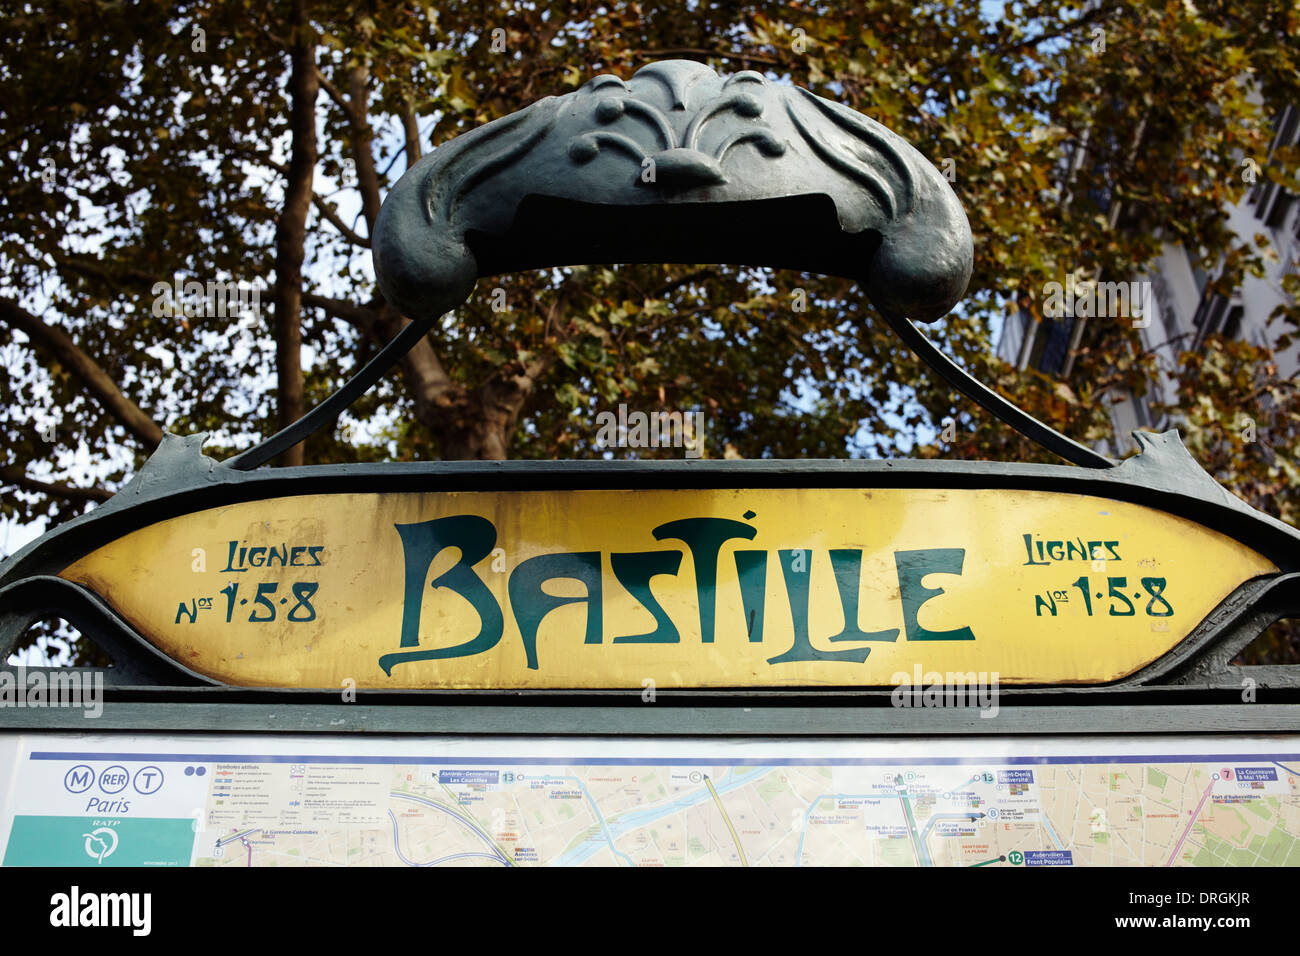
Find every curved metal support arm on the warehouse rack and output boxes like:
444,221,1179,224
881,310,1116,469
222,61,1107,471
0,576,219,685
224,315,437,471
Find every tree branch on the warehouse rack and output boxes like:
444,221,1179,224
299,293,458,425
346,61,383,235
0,466,113,504
315,69,353,118
400,100,422,166
0,298,163,449
312,195,371,247
300,291,372,324
990,4,1123,61
53,253,166,293
228,148,370,247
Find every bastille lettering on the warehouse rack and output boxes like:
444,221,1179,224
379,513,974,675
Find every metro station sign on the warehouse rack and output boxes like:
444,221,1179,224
53,486,1275,689
2,61,1297,693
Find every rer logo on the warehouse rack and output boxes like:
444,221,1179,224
98,766,130,794
63,765,94,794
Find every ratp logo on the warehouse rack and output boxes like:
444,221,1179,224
82,826,118,864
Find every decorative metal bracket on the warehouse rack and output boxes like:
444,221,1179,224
226,59,1106,471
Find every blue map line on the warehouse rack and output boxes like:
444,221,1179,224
567,775,637,867
1274,762,1300,777
554,766,767,866
919,812,982,844
388,809,508,867
796,793,905,867
1039,811,1065,850
389,809,429,866
899,788,931,867
796,788,994,867
389,790,510,865
215,828,260,848
525,774,637,866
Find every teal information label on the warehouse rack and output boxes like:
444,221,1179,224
3,816,194,866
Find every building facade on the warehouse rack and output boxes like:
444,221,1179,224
998,104,1300,457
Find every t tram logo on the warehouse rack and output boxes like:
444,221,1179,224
380,513,975,675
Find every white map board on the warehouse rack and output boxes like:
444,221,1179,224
1,733,1298,867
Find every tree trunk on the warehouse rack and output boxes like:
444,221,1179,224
271,4,318,467
434,360,554,460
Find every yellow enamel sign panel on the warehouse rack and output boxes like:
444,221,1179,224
58,488,1275,688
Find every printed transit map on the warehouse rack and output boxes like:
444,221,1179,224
1,735,1297,867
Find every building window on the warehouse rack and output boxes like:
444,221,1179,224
1222,304,1244,341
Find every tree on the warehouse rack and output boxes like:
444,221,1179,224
2,0,1299,661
